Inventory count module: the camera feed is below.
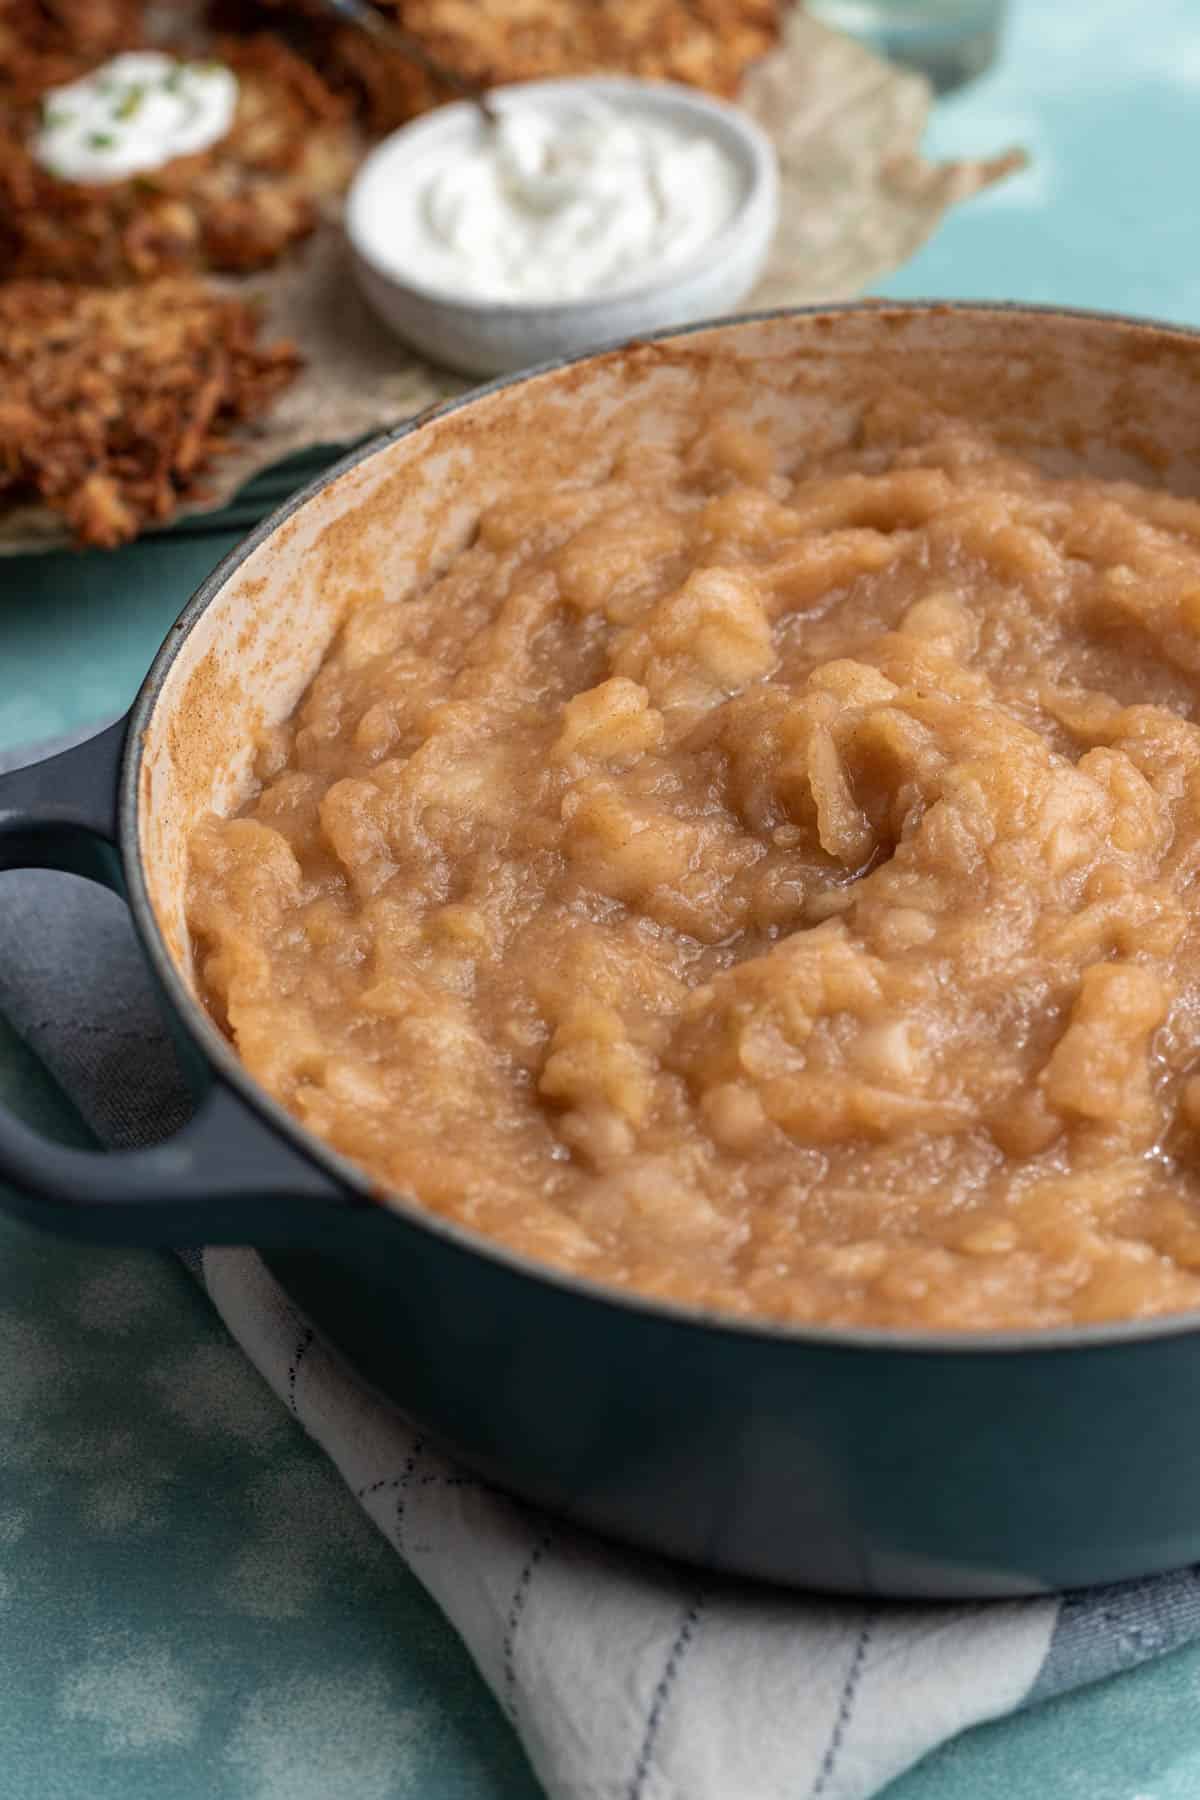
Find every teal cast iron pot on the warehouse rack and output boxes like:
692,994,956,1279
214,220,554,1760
4,303,1200,1599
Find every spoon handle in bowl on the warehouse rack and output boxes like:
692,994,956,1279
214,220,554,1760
317,0,500,124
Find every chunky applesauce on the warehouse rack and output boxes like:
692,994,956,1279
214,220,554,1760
188,393,1200,1330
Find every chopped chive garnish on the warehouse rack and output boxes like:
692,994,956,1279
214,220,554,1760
164,65,184,92
87,131,116,149
114,83,145,119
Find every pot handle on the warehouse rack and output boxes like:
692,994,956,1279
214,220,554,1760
0,719,359,1246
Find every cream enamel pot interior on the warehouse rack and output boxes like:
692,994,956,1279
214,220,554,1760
5,304,1200,1598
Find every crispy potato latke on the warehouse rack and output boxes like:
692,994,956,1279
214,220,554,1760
0,0,143,106
0,278,300,547
0,33,359,280
210,0,780,135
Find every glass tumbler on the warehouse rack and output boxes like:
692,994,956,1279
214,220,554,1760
805,0,1009,92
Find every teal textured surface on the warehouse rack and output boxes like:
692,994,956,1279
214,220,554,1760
0,1019,540,1800
2,2,1199,1792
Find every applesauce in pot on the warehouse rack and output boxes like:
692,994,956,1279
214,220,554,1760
187,388,1200,1330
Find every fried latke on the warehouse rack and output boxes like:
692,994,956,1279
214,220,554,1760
0,0,143,106
0,277,300,547
208,0,780,135
0,32,359,280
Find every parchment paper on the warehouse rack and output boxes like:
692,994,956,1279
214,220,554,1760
0,11,1023,555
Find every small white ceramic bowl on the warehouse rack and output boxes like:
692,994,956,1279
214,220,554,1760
345,76,780,378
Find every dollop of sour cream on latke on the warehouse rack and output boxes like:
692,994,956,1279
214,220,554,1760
34,51,238,184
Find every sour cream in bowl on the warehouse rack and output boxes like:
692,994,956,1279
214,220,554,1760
346,78,779,376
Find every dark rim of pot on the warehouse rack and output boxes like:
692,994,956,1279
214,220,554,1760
121,298,1200,1358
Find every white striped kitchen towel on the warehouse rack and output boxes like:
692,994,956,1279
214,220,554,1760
3,731,1200,1800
